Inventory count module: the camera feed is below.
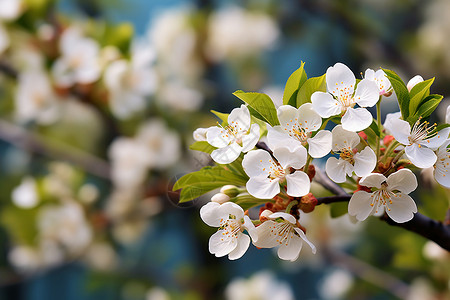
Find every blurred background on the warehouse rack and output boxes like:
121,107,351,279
0,0,449,299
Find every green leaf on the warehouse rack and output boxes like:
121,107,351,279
296,74,326,107
233,194,271,211
0,206,38,245
382,68,410,120
189,141,215,154
283,62,308,106
368,119,380,137
435,123,450,133
233,91,280,126
409,77,434,115
412,94,443,120
329,202,348,218
173,165,249,203
211,110,228,124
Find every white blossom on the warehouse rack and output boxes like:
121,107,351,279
250,212,316,261
364,68,391,96
267,103,332,158
52,27,101,87
206,105,260,164
407,75,424,92
325,125,376,183
389,118,450,168
348,169,418,223
12,176,39,208
200,202,254,260
311,62,379,131
242,145,310,199
432,140,450,188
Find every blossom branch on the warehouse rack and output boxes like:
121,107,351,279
316,194,450,251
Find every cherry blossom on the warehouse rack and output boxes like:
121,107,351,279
206,105,260,164
364,68,391,96
348,169,418,223
267,103,332,158
388,118,450,168
325,125,376,183
432,140,450,188
200,202,254,260
242,145,310,199
407,75,424,92
311,63,379,131
250,212,316,261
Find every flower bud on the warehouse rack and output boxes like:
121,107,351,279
406,75,424,92
220,185,239,197
211,193,230,204
193,127,208,142
298,193,317,213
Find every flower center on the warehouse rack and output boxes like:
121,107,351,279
274,221,295,246
370,184,396,213
408,120,437,145
339,149,355,164
220,121,246,145
267,159,286,181
291,126,310,145
332,83,355,110
219,216,242,240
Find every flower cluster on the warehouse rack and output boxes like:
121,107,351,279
180,61,450,261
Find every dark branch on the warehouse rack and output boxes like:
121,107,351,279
314,167,347,196
316,194,450,251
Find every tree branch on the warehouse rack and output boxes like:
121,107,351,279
316,194,450,251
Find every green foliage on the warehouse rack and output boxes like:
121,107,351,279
382,69,410,120
189,141,215,154
283,62,308,107
173,160,249,203
233,193,271,211
409,78,434,114
329,201,348,218
210,110,229,124
0,206,38,245
296,74,326,107
408,94,443,124
233,91,280,126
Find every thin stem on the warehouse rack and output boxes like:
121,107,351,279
285,200,298,214
376,97,382,159
303,154,313,175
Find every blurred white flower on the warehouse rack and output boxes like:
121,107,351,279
136,119,181,169
109,137,150,188
0,0,23,21
52,27,101,87
206,6,279,62
8,246,42,272
84,242,118,271
15,69,60,124
146,287,171,300
12,176,39,208
225,271,295,300
38,201,93,255
78,183,99,204
423,241,449,261
319,269,353,300
158,80,203,111
105,41,158,119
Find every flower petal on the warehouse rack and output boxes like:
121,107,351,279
209,230,237,257
242,149,273,177
269,212,297,224
385,193,417,223
277,233,302,261
218,202,245,220
353,147,377,177
246,176,280,199
332,125,360,151
200,202,222,227
348,191,376,221
273,145,307,169
389,118,411,145
294,227,316,254
386,168,418,194
228,233,250,260
228,104,251,132
206,126,231,148
251,221,280,248
211,143,242,164
422,128,450,150
298,103,322,131
326,63,356,97
277,105,299,129
359,173,387,189
285,171,311,197
311,91,342,118
341,107,373,131
354,79,379,107
325,157,349,183
241,123,260,152
405,143,437,169
383,112,402,135
307,130,332,158
267,126,303,151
